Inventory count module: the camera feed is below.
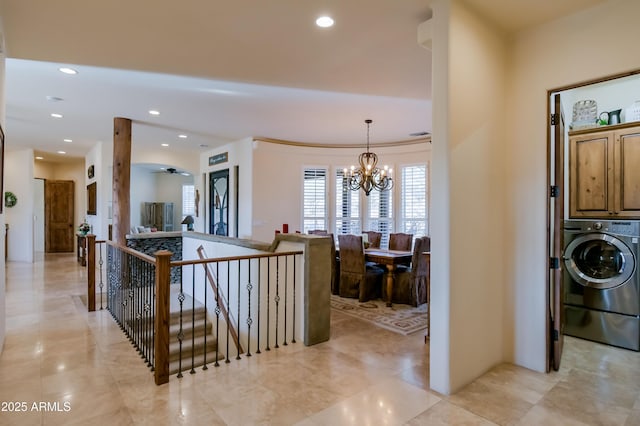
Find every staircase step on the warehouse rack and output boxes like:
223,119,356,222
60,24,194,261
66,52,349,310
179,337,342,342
169,334,218,361
169,352,225,375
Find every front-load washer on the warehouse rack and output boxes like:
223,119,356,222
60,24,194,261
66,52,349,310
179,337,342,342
563,219,640,351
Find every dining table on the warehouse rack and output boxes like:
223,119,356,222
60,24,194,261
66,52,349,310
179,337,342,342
364,248,413,307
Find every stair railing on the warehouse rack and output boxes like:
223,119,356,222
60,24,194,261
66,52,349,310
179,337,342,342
86,234,107,312
196,245,243,354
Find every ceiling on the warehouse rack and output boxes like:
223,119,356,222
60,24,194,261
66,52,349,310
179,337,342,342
1,0,606,163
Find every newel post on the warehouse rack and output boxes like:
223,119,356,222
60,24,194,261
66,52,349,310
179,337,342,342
86,234,97,312
154,250,172,385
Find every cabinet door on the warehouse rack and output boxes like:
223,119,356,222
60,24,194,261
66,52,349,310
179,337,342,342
615,126,640,217
569,132,613,218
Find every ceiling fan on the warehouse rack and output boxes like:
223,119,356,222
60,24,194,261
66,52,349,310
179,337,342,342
156,167,190,176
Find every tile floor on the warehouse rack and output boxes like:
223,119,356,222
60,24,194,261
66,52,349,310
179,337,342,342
1,253,639,425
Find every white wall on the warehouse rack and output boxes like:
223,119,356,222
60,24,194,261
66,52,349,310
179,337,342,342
251,140,431,243
429,0,508,394
155,172,193,229
0,9,6,352
5,149,34,262
200,138,254,239
505,0,640,373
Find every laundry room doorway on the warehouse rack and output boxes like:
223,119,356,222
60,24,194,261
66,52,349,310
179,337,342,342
547,69,640,370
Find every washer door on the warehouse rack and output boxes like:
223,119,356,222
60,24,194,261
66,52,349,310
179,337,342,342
563,233,635,290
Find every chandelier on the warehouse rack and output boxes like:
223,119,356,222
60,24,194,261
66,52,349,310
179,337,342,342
344,119,393,196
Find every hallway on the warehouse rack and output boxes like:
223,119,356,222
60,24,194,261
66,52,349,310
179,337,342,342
1,254,639,425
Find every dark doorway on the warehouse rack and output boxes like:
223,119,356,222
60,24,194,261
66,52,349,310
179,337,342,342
45,180,75,252
209,169,229,236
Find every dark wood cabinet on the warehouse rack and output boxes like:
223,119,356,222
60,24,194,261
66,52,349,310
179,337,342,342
569,123,640,219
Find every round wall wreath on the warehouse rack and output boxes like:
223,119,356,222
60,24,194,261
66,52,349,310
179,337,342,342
4,191,17,208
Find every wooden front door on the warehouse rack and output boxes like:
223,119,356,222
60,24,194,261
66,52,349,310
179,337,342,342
45,180,75,252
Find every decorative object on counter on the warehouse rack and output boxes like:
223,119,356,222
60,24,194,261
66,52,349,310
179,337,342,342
625,101,640,123
78,221,91,235
181,215,194,231
598,112,609,126
607,109,621,125
4,191,17,208
344,119,393,196
572,99,597,129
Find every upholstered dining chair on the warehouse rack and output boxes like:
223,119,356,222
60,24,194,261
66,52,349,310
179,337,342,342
388,236,431,306
362,231,382,249
389,232,413,251
337,235,384,302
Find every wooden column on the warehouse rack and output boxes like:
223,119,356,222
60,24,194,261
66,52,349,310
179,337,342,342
113,117,132,245
87,234,96,312
154,250,172,385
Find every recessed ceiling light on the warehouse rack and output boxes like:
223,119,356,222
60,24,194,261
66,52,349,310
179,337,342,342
178,134,187,139
180,172,190,176
57,151,66,154
46,96,64,102
149,110,160,116
316,16,334,28
59,67,78,75
199,144,209,148
63,139,72,143
161,143,169,147
51,113,63,118
35,156,44,160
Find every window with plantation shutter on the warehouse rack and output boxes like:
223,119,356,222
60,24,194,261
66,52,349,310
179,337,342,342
302,168,327,234
366,188,393,248
182,184,195,217
335,168,361,236
400,164,427,237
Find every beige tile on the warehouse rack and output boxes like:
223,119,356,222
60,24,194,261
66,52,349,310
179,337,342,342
3,253,640,426
448,378,534,425
537,369,633,426
515,405,590,426
298,377,440,426
406,400,498,425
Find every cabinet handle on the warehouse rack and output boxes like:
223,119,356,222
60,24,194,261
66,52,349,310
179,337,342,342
614,211,619,215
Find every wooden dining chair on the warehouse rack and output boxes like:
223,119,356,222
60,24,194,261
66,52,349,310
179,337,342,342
362,231,382,249
390,236,431,306
337,235,384,302
389,232,413,251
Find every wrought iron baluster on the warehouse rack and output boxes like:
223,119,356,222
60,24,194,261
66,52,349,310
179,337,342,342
256,259,261,355
190,266,196,375
275,256,280,349
236,260,241,360
283,255,288,346
202,263,208,370
292,255,297,344
214,261,221,367
266,258,271,351
225,260,230,363
177,275,185,378
246,259,253,357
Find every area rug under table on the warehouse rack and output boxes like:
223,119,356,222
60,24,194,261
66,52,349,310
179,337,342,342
330,295,428,336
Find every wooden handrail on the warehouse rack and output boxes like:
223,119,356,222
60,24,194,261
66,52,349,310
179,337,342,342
196,245,244,354
171,249,303,267
105,239,156,264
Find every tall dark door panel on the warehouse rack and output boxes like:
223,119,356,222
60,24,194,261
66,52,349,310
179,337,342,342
46,180,75,252
210,169,229,236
